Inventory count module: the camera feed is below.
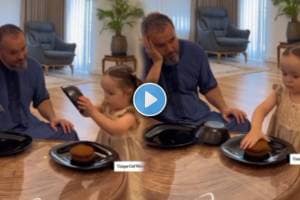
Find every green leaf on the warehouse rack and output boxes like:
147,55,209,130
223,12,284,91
271,0,300,21
96,0,144,35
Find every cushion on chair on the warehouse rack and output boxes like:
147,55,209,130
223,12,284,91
44,50,75,59
216,37,249,47
202,17,229,31
214,30,227,37
25,21,76,73
200,8,229,37
196,7,250,59
200,7,227,17
30,31,55,50
26,22,54,32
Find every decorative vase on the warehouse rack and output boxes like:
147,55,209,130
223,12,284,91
111,34,127,56
286,22,300,43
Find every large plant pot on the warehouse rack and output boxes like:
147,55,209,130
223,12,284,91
111,34,127,56
286,22,300,43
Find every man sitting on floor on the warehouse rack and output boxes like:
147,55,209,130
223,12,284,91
141,13,250,132
0,24,78,140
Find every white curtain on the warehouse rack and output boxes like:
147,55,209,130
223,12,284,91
142,0,191,39
65,0,94,73
238,0,267,61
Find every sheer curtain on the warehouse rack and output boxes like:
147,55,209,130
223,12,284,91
65,0,94,73
238,0,267,61
21,0,65,37
142,0,191,39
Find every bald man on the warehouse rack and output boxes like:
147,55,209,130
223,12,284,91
141,13,251,132
0,24,78,140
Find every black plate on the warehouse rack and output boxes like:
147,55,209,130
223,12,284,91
61,85,83,113
144,123,197,148
0,131,32,156
49,141,119,170
221,135,295,166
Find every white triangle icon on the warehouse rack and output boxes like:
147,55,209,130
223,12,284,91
145,91,157,108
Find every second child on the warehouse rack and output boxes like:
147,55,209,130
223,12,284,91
241,47,300,152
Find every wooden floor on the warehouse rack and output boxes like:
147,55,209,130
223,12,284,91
34,60,281,141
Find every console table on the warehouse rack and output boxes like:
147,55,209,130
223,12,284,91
102,55,137,73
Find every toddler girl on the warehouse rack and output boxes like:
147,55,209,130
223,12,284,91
77,65,143,160
241,47,300,152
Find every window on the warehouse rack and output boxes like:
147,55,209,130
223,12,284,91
65,0,94,73
239,0,267,61
142,0,191,39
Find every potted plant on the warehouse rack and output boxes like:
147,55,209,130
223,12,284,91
97,0,144,56
272,0,300,42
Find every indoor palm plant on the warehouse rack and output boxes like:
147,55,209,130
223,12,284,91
97,0,144,56
272,0,300,42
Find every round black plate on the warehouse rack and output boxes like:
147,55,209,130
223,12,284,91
0,131,32,156
49,141,119,170
221,135,295,166
61,85,83,113
144,124,197,148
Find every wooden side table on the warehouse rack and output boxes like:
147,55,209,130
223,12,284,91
277,42,300,68
102,55,137,73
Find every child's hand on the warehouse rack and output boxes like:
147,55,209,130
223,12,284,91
240,130,268,150
77,96,98,117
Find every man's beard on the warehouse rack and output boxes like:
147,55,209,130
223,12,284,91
2,60,28,71
164,54,179,66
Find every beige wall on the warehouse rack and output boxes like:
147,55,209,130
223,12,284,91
0,0,21,26
92,0,144,76
265,0,288,63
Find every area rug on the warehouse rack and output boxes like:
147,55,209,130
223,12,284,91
210,61,269,78
45,74,96,89
45,62,270,88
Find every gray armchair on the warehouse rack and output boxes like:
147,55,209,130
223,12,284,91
25,21,76,74
196,7,250,62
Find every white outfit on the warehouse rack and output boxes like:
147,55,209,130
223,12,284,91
267,84,300,152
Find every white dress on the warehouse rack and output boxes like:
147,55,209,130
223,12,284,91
267,84,300,152
96,104,144,161
96,103,145,199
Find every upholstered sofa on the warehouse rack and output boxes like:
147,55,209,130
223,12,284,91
25,21,76,74
196,7,250,62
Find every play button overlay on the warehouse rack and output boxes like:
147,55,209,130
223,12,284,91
133,83,167,117
145,91,157,108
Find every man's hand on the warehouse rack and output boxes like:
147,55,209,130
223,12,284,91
143,36,163,64
50,118,74,134
221,107,247,124
143,36,164,83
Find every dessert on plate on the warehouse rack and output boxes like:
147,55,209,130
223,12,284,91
69,144,95,165
244,139,271,161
